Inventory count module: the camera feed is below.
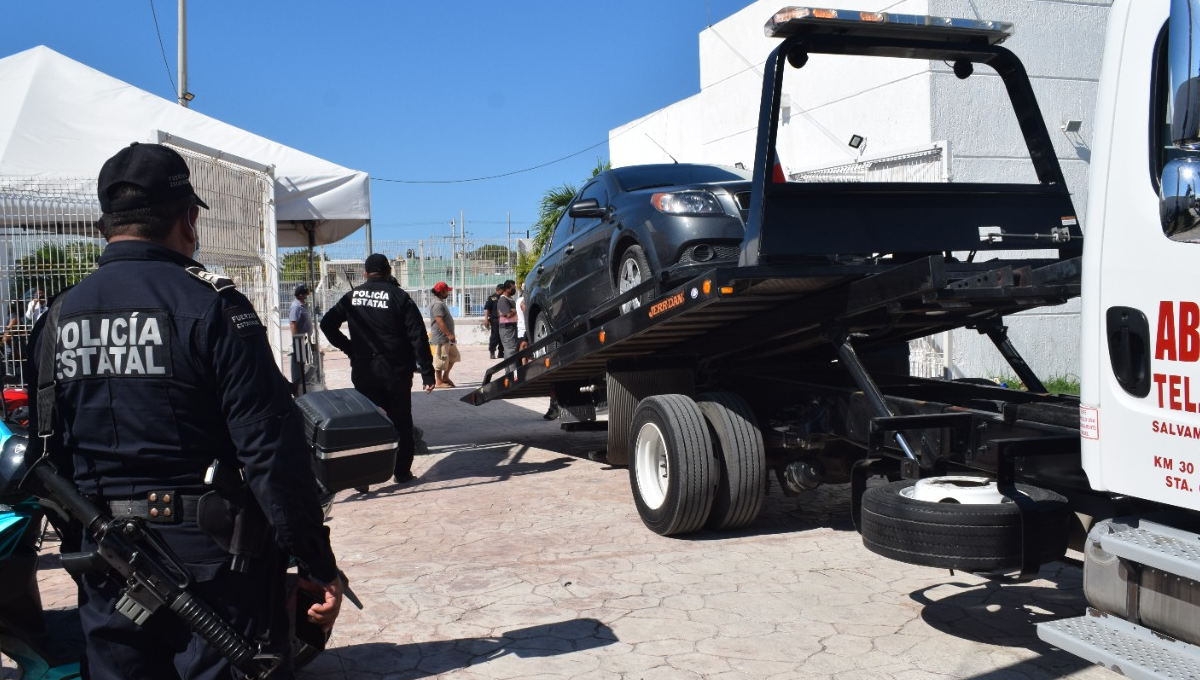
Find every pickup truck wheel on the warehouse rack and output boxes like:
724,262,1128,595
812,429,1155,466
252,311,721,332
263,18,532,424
859,477,1069,572
617,245,653,315
696,392,765,530
629,395,716,536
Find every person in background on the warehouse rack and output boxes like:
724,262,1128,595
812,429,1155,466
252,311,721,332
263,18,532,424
2,301,23,378
320,253,435,485
289,284,313,396
429,281,459,388
25,289,47,325
496,279,519,360
483,282,504,360
516,281,528,356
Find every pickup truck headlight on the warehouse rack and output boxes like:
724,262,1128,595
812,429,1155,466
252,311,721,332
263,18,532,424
651,191,725,215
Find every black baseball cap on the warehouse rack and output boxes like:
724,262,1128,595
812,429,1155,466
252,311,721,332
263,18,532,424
98,143,210,213
364,253,391,273
294,284,309,296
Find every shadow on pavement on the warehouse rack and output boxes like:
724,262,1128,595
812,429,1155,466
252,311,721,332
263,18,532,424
299,618,617,679
336,445,577,502
908,574,1094,677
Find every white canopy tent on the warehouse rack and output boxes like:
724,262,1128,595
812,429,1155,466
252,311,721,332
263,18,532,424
0,46,370,247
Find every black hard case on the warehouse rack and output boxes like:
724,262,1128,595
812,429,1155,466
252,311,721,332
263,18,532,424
295,389,397,491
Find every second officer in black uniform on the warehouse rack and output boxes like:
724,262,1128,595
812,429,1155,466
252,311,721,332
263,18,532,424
25,143,343,680
320,254,435,485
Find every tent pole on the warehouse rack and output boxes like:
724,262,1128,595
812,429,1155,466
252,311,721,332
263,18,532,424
306,225,324,388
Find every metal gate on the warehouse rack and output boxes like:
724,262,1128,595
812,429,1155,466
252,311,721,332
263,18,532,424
0,135,279,387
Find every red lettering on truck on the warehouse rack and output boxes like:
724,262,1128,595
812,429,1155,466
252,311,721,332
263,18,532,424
1156,300,1200,362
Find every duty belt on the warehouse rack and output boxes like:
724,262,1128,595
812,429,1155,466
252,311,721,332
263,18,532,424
107,490,202,524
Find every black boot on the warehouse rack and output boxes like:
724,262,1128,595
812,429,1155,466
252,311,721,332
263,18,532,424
543,398,560,421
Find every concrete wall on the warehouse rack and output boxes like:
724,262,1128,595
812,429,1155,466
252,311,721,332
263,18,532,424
609,0,1112,382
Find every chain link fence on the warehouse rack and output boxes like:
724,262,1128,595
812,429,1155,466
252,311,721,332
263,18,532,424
283,237,533,321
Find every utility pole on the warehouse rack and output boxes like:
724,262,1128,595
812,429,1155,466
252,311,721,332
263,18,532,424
459,209,466,312
507,211,512,276
177,0,190,107
449,218,456,310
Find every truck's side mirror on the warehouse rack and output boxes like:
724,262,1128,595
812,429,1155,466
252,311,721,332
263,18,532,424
1169,0,1200,148
1161,158,1200,239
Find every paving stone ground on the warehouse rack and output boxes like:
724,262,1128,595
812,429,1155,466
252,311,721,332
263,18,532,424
11,343,1111,680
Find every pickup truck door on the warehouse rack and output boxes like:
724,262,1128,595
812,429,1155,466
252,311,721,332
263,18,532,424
1085,4,1200,510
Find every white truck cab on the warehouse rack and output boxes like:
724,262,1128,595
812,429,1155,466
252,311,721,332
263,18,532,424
1038,0,1200,675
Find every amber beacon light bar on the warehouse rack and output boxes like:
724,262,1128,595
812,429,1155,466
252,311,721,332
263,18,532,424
765,6,1014,45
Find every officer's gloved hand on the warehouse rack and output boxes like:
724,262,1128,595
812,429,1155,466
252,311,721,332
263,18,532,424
298,574,345,632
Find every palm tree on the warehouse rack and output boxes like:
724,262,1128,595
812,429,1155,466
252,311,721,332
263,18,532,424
518,159,611,285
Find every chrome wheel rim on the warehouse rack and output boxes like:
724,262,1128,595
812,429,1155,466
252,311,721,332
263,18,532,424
532,315,550,358
619,256,644,313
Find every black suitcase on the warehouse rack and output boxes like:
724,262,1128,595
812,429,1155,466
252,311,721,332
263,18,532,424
295,388,397,491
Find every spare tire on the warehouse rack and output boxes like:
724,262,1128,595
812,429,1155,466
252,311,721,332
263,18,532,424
859,478,1069,572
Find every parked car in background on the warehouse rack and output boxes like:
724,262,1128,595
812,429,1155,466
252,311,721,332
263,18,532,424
524,163,753,346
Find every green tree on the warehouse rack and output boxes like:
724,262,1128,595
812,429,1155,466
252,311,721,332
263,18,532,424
519,158,611,285
12,242,103,299
280,249,328,281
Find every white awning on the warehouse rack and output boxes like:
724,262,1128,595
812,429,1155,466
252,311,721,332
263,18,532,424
0,46,370,246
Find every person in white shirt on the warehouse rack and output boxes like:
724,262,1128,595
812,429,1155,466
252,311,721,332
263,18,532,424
25,289,47,325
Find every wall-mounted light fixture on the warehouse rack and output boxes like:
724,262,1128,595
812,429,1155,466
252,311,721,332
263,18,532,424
1061,119,1083,133
848,134,867,158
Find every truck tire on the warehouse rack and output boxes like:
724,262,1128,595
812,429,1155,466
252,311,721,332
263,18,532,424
696,392,765,530
617,245,654,314
629,395,716,536
859,478,1069,572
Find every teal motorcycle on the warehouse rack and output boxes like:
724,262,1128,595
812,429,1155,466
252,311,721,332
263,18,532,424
0,418,83,680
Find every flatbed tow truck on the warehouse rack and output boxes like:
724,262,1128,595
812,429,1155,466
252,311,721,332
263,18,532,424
465,3,1200,676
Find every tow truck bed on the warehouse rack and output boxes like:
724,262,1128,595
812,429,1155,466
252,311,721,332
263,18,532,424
464,254,1080,405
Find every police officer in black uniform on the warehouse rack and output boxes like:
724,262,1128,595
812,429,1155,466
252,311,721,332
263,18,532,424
320,254,435,484
483,283,504,360
25,143,343,680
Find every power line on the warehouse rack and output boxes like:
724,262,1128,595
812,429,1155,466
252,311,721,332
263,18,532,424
372,139,609,185
371,107,664,185
148,0,177,95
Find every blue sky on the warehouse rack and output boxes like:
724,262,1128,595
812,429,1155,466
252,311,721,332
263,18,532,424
3,1,752,243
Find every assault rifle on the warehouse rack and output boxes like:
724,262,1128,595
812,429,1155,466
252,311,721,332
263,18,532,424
21,455,282,679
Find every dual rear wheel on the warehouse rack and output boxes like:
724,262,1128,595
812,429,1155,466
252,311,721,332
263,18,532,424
628,392,765,536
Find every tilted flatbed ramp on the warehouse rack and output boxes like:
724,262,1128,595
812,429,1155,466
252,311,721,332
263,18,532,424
462,254,1080,405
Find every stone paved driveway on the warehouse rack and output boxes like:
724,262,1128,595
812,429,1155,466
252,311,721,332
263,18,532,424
13,344,1111,680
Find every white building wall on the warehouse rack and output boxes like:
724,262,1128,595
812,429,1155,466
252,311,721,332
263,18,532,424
610,0,1112,384
928,0,1109,383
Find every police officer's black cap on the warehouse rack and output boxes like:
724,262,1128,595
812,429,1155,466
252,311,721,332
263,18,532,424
495,283,505,290
364,253,391,273
98,143,211,213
